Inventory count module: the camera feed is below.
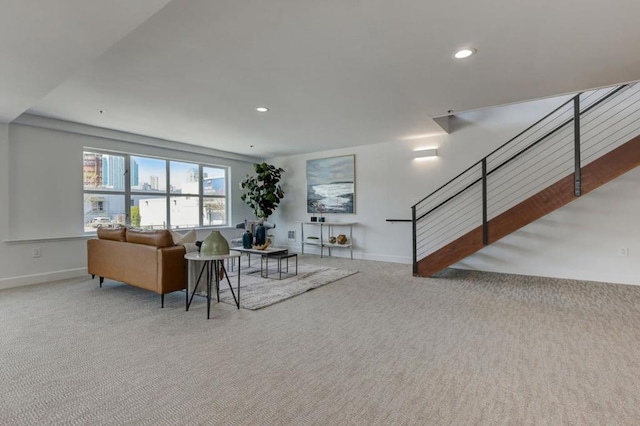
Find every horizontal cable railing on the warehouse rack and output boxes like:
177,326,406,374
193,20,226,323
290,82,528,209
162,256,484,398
413,82,640,274
581,84,640,166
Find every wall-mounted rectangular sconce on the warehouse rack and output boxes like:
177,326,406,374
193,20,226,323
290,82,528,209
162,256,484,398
414,148,438,158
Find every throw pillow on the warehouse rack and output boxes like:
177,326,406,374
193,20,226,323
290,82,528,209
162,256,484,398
181,229,197,244
169,229,183,245
183,242,199,253
169,229,197,246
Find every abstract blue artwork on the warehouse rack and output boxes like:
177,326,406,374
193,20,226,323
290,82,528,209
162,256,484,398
306,155,355,214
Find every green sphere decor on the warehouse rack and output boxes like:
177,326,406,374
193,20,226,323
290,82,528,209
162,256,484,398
200,231,229,255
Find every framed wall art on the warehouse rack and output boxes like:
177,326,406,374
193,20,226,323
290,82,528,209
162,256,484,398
306,154,355,214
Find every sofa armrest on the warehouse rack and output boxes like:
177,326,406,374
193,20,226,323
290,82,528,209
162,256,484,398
157,245,187,294
88,239,159,292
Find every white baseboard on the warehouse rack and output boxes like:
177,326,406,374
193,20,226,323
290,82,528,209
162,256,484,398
361,253,412,264
0,267,87,290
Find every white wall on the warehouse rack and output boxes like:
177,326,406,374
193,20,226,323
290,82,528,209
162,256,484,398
0,123,11,282
3,91,639,288
0,119,257,289
456,167,640,285
269,95,640,285
268,95,570,260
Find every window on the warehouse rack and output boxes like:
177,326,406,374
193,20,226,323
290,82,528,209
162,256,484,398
83,150,229,231
83,152,126,231
131,156,166,192
168,161,201,228
202,166,227,226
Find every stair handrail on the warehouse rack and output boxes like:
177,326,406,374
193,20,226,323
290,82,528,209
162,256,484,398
412,83,631,275
411,84,627,222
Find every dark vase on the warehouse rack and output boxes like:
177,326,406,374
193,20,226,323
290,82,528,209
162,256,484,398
255,223,266,245
242,230,253,249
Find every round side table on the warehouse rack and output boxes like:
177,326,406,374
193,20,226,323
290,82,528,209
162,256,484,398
184,251,241,319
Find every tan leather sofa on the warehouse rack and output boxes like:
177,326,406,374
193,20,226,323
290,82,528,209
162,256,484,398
87,227,188,307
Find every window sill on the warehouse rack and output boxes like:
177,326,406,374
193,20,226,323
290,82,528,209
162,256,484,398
4,235,93,245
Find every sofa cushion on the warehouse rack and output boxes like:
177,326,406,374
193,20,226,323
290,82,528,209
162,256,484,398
169,229,197,246
126,229,174,248
97,227,126,241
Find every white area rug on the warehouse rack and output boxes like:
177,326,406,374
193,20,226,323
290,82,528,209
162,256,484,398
209,261,358,310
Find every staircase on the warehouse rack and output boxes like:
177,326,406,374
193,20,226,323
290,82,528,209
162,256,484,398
412,83,640,277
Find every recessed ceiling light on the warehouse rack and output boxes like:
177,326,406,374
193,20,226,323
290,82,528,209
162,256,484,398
256,107,269,112
453,48,476,59
98,109,105,114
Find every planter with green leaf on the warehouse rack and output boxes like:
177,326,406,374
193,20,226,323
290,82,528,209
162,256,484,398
240,163,285,245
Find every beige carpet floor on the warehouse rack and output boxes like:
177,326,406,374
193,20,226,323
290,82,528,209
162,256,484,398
2,255,640,425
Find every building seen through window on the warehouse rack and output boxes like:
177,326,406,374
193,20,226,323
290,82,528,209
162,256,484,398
83,151,228,232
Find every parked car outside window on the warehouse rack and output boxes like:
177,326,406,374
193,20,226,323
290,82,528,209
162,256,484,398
90,217,112,228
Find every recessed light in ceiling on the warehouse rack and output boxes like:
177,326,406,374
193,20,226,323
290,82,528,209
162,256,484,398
98,109,105,114
256,107,269,112
453,48,476,59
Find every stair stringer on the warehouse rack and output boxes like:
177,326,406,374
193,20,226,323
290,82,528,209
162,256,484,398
415,134,640,277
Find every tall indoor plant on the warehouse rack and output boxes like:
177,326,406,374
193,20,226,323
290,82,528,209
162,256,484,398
240,163,285,244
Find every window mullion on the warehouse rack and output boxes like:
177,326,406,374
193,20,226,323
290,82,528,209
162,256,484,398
225,167,229,225
125,154,131,225
199,164,204,228
165,160,170,229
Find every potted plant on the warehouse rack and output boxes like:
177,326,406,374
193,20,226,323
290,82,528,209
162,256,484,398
240,163,285,245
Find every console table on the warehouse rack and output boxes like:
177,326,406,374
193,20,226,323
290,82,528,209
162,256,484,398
185,251,241,319
300,222,356,259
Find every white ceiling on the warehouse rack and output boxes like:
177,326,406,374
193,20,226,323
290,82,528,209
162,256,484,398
3,0,640,157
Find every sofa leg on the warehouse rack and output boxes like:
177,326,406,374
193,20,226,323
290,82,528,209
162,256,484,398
91,274,95,279
99,276,104,288
161,294,164,308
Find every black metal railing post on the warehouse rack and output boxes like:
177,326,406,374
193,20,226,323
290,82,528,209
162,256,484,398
412,205,417,275
574,96,582,196
482,159,488,245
